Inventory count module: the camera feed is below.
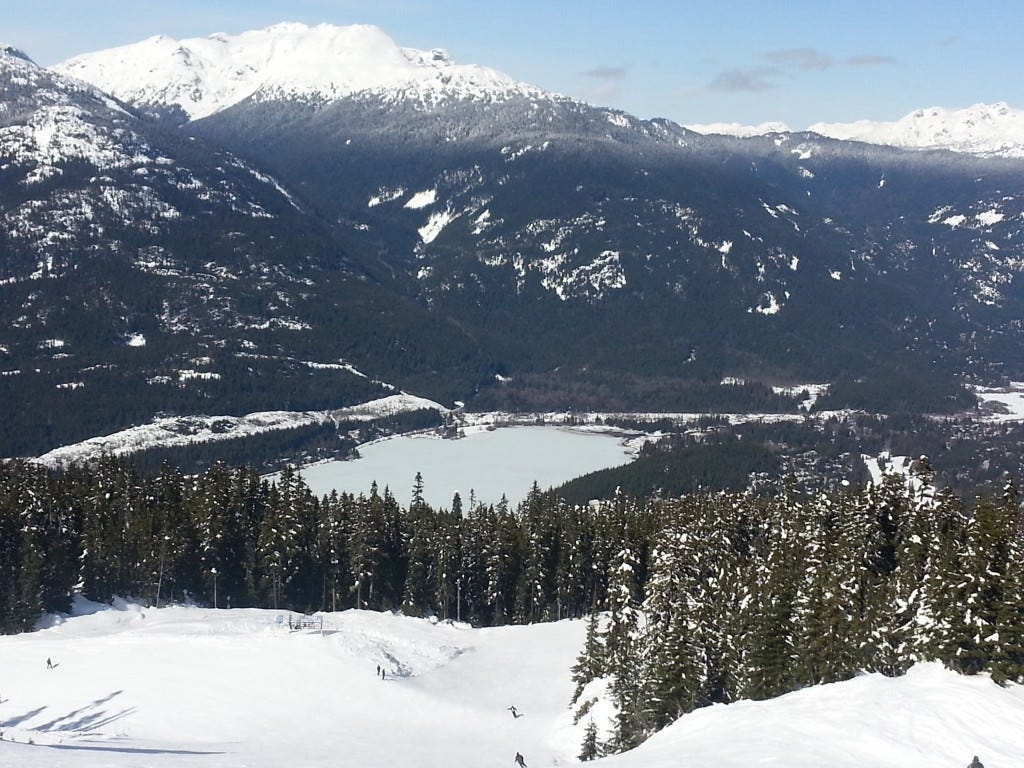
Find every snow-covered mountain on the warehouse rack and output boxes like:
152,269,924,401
0,601,1021,768
5,26,1024,458
810,102,1024,158
0,42,488,457
690,103,1024,158
684,120,791,138
54,22,547,120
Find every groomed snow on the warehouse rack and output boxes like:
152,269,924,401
1,601,1021,768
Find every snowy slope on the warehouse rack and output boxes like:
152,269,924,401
808,102,1024,158
1,602,1022,768
54,22,547,120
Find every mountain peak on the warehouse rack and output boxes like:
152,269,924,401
1,44,35,64
54,22,546,120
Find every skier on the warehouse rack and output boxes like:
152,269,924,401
968,757,984,768
376,664,381,677
515,752,527,768
46,657,53,670
508,705,523,718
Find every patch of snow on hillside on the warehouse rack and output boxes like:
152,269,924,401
863,451,924,488
247,167,301,210
976,209,1005,226
418,209,453,243
404,188,437,209
367,186,405,207
31,391,441,465
541,250,627,300
34,410,329,466
472,208,492,234
752,292,782,315
125,333,146,346
605,111,631,128
501,141,551,161
974,382,1024,421
772,383,829,410
328,393,448,420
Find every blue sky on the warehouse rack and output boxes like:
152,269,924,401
6,0,1022,127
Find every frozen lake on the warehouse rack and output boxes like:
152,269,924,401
296,426,635,509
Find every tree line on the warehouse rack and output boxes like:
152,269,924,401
0,457,656,632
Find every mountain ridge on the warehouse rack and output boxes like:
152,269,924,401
52,23,1024,158
54,22,549,121
689,101,1024,158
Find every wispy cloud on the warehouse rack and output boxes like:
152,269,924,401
763,47,833,71
938,35,961,48
583,65,628,81
707,66,779,92
846,54,897,67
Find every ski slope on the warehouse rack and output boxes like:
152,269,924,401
1,600,1022,767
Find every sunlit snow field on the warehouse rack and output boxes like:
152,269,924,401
1,601,1023,768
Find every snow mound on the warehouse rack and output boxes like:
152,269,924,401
618,663,1024,768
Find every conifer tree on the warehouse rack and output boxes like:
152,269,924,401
571,610,606,703
987,484,1024,683
605,543,648,752
578,718,600,762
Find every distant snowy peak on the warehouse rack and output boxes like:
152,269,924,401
808,102,1024,158
686,104,1024,158
54,22,548,120
685,121,791,138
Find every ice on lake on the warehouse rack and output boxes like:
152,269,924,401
296,425,634,508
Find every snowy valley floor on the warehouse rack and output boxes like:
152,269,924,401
0,602,1022,768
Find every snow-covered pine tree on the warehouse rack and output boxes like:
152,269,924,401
640,502,705,728
605,542,649,752
348,483,387,609
578,717,600,761
987,483,1024,684
793,490,871,686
